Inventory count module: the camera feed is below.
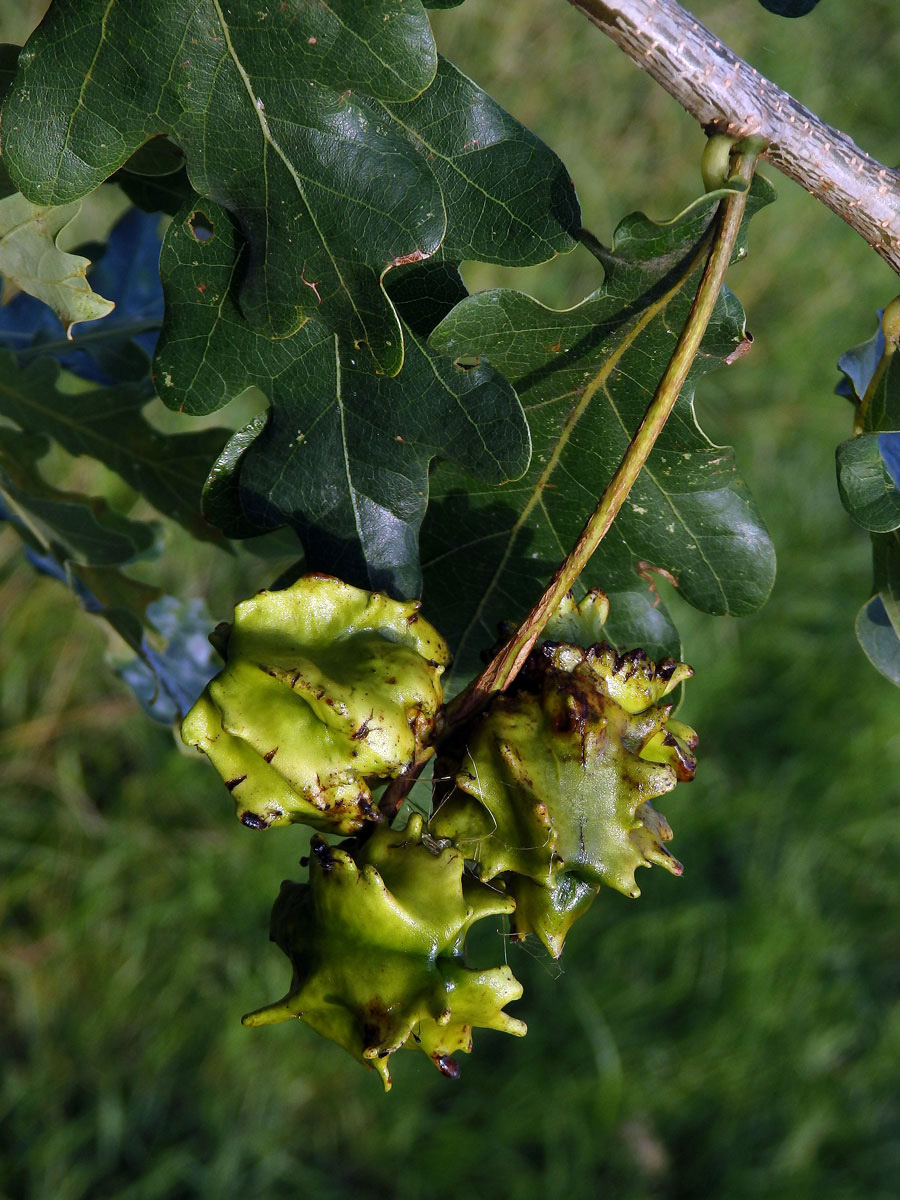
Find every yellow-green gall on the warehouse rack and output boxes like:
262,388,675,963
182,574,450,834
242,815,525,1090
431,636,697,957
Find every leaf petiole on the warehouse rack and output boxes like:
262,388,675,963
380,137,766,818
450,138,767,716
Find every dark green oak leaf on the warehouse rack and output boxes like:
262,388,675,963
154,203,530,596
0,427,157,566
2,0,442,371
423,179,777,684
0,351,230,543
3,6,577,374
379,56,580,264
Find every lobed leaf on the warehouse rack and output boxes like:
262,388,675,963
3,3,577,376
380,57,580,266
423,180,777,684
0,207,165,384
0,192,114,335
154,204,530,596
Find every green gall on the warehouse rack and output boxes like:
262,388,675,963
431,636,697,957
181,574,450,834
242,814,526,1090
505,871,598,960
540,588,611,645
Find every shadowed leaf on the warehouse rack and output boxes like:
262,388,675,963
0,427,157,566
154,204,530,596
0,351,230,543
836,316,900,686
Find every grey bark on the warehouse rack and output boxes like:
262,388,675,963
568,0,900,277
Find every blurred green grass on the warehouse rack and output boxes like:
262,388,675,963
3,2,900,1198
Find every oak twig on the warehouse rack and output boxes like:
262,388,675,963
567,0,900,277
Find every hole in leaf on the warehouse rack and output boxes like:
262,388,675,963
188,211,215,242
454,356,482,372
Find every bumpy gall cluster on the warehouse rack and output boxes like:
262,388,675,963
243,815,525,1091
182,581,697,1085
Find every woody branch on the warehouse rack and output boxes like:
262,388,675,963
567,0,900,276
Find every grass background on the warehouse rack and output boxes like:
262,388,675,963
3,1,900,1197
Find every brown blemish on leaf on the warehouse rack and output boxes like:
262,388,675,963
389,248,429,268
724,332,754,365
636,560,679,603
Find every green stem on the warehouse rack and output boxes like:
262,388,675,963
380,139,764,819
450,139,764,721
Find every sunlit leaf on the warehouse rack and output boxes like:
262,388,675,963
0,192,114,335
0,207,164,384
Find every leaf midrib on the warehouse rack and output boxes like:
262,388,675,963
211,0,401,358
448,230,715,670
